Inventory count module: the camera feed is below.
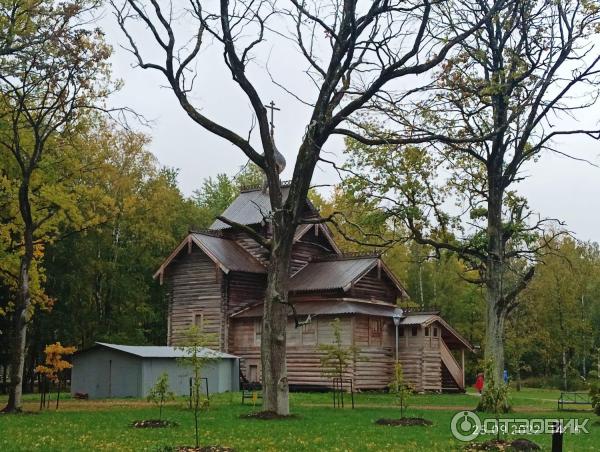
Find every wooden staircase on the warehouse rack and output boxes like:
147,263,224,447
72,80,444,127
440,340,464,393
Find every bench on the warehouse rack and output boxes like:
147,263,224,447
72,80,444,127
557,392,592,410
241,381,262,404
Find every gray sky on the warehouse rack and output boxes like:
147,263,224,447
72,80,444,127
101,7,600,244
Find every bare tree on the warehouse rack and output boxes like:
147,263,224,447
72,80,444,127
112,0,504,415
341,0,600,409
0,0,113,412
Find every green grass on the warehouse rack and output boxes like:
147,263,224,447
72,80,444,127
0,389,597,451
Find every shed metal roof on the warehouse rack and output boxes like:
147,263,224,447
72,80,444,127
92,342,238,359
210,186,292,230
231,299,400,318
289,257,378,292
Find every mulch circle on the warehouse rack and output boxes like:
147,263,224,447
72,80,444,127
465,438,540,451
240,410,299,420
174,446,234,452
375,417,433,426
131,419,178,428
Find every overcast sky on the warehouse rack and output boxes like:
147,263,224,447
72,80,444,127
101,7,600,244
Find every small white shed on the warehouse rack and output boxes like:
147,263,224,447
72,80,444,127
71,342,239,399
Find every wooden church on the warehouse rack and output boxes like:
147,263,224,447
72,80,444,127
154,184,472,392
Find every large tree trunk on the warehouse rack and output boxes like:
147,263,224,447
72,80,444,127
261,214,294,415
480,171,509,411
3,182,34,413
562,348,568,390
484,292,505,384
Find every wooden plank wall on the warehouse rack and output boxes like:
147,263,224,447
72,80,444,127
349,268,396,304
396,323,443,392
353,315,394,388
166,248,224,349
230,315,396,389
227,272,266,313
290,226,336,274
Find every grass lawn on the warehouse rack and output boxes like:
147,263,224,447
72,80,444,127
0,388,597,451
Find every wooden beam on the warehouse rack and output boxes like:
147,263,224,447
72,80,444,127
461,349,465,389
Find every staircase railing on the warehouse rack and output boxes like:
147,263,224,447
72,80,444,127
440,339,464,390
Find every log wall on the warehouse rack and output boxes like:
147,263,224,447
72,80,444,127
396,323,443,392
227,271,266,313
290,226,337,274
230,314,397,389
166,248,224,349
349,267,397,304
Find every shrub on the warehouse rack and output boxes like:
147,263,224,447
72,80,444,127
147,373,175,420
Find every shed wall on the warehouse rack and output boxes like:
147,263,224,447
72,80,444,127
141,358,240,396
71,349,142,398
72,349,239,399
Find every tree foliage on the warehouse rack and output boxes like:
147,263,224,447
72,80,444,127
342,0,600,408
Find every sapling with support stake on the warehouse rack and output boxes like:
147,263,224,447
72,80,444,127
147,372,175,421
176,325,219,449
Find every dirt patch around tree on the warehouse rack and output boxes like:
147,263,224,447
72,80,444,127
465,438,540,451
130,419,178,428
240,411,300,420
375,417,433,426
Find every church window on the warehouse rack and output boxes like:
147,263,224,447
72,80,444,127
370,319,383,337
302,322,316,345
255,320,262,345
369,318,383,346
193,313,204,331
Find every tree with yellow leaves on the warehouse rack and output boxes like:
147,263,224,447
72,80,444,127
34,342,76,410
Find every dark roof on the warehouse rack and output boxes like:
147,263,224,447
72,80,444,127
190,232,266,273
154,231,266,280
288,254,408,298
210,186,292,230
231,299,401,318
289,256,378,292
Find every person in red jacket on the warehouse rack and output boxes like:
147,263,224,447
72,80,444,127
474,373,484,394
